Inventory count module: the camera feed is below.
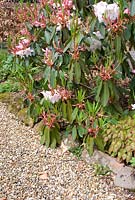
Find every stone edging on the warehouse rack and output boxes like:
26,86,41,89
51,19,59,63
81,149,135,190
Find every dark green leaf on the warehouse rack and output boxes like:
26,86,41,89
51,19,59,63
63,39,72,53
124,24,131,40
95,80,103,101
71,107,78,122
115,35,121,59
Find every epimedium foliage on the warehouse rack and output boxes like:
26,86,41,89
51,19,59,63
6,0,135,155
103,115,135,163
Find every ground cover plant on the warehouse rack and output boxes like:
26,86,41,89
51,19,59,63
0,49,20,92
2,0,135,165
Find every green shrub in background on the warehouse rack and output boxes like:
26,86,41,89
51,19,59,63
0,50,19,92
3,0,135,163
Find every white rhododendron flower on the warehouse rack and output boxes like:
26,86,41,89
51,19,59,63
93,1,107,23
105,3,119,22
15,47,34,58
11,38,34,58
41,90,61,104
131,104,135,110
93,1,119,24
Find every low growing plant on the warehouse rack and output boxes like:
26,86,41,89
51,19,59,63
103,115,135,164
93,163,112,176
0,80,19,93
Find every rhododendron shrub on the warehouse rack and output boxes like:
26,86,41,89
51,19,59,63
8,0,135,153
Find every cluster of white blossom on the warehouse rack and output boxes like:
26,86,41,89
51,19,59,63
41,90,61,104
11,39,34,58
131,104,135,110
15,47,34,58
93,1,119,24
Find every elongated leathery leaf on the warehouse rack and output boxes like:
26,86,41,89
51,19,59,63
44,126,50,148
72,125,77,140
86,136,94,156
101,81,110,107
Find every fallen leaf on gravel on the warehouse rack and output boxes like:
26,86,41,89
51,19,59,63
39,172,48,180
76,161,85,172
60,141,69,154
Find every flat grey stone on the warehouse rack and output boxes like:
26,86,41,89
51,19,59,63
114,166,135,190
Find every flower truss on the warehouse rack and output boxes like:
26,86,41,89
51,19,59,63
131,104,135,110
11,38,34,58
41,87,71,104
93,1,119,24
41,90,61,104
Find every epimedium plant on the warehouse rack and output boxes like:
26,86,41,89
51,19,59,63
6,0,135,155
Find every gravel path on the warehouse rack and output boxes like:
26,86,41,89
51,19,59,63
0,102,135,200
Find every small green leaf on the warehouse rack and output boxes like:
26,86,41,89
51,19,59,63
72,126,77,140
44,66,51,83
69,63,74,82
50,68,57,88
115,35,121,59
74,62,81,84
40,132,46,145
101,81,109,107
124,24,131,40
76,32,84,44
45,30,51,44
78,126,87,138
95,80,103,101
71,107,78,122
62,102,67,119
63,39,72,53
52,126,61,145
67,100,72,122
50,132,57,149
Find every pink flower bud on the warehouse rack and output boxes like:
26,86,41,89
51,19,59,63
132,69,135,74
124,8,130,15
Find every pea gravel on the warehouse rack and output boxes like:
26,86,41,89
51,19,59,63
0,102,135,200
